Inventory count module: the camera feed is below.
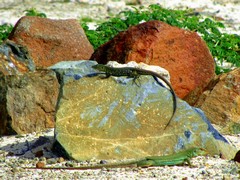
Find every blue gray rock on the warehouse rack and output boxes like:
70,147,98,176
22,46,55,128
50,60,236,161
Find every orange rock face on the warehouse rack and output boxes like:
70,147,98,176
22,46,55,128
195,68,240,134
8,16,94,68
91,20,215,104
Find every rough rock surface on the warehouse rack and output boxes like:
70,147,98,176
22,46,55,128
0,40,35,75
91,20,215,105
51,60,235,161
0,127,239,179
8,16,94,67
0,0,239,179
0,69,59,135
196,68,240,134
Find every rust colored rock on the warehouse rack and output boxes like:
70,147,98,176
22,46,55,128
91,20,215,104
8,16,94,67
195,68,240,134
36,161,45,168
0,69,59,135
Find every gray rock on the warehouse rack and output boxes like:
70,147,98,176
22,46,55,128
52,60,236,161
0,40,35,75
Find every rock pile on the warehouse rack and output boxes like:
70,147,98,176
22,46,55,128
0,9,239,163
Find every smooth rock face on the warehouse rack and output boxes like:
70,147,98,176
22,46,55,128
91,20,215,105
0,40,35,75
0,69,59,135
52,60,235,161
196,68,240,134
8,16,94,67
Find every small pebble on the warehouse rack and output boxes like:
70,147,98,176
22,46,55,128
46,158,57,164
36,161,45,168
57,157,65,163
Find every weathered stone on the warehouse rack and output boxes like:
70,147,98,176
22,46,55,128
0,69,59,135
51,60,235,161
8,16,94,67
195,68,240,134
0,39,35,75
91,20,215,105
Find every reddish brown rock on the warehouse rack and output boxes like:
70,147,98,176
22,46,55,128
195,68,240,134
36,161,45,168
91,20,215,105
8,16,94,68
0,69,59,135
